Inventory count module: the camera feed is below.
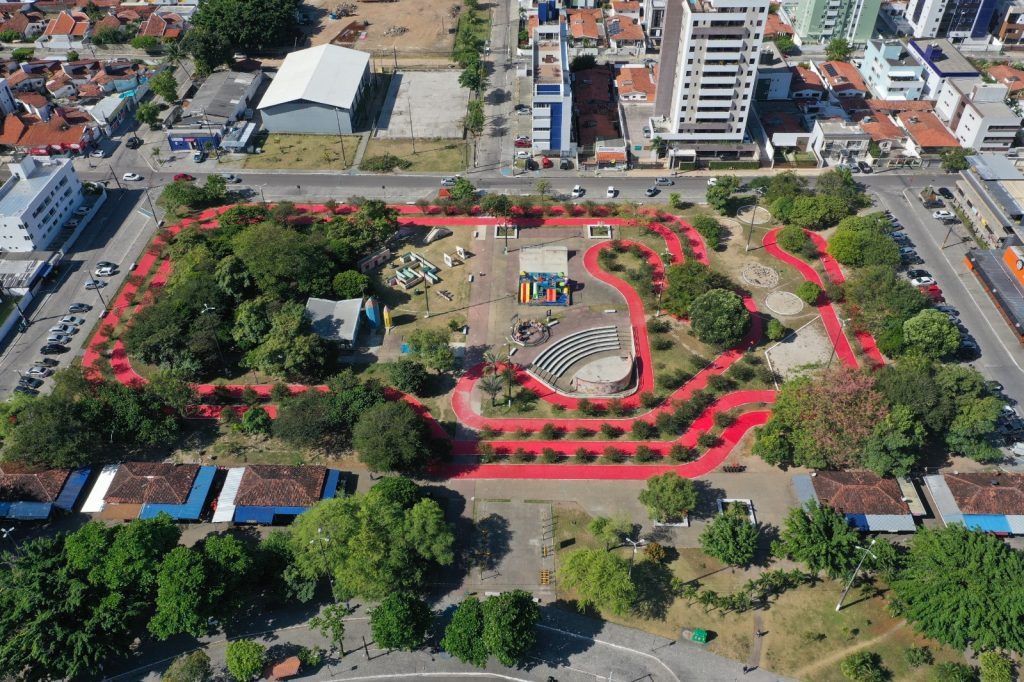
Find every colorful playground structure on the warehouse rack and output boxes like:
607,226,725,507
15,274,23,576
518,245,571,306
392,252,441,289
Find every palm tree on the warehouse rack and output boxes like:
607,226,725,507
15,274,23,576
482,348,507,375
478,374,504,407
500,363,517,402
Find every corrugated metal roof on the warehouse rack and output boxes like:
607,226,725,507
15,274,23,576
792,474,818,507
962,514,1012,533
53,467,91,511
861,513,916,532
258,45,369,111
322,469,341,500
234,505,311,524
138,466,216,520
80,464,118,513
0,501,52,519
924,474,965,526
212,467,245,523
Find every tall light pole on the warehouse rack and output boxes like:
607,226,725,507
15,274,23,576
201,304,229,374
825,317,849,370
624,535,646,578
743,187,767,252
836,539,877,612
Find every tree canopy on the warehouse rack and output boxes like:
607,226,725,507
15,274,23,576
441,597,489,667
352,401,434,473
774,501,861,579
827,214,901,269
699,504,759,567
843,265,927,356
825,38,852,61
902,309,961,359
225,640,266,682
191,0,298,55
370,592,432,650
639,472,698,523
662,261,735,317
481,590,541,667
558,549,637,615
688,288,750,347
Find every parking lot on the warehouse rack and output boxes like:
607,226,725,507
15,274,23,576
376,71,469,139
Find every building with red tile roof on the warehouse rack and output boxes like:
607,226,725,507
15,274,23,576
926,473,1024,534
605,15,644,51
615,64,656,101
790,65,824,100
93,14,124,34
797,471,917,532
567,9,603,42
138,12,184,40
235,465,329,508
765,10,794,39
897,110,958,151
0,464,91,520
36,9,90,49
817,60,870,98
986,64,1024,98
1,9,46,38
866,98,936,115
610,1,641,14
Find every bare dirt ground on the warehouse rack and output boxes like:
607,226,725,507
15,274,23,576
299,0,460,56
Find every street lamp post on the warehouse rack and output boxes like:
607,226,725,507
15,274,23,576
93,282,109,314
836,539,877,612
825,317,849,370
624,535,646,578
201,304,229,375
744,187,767,252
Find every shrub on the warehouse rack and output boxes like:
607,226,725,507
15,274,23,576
689,289,750,347
904,646,933,668
513,427,530,440
932,663,978,682
697,432,719,448
644,542,667,562
477,442,495,459
271,382,293,402
728,362,756,382
607,398,627,417
656,411,679,436
766,318,788,341
577,398,601,416
714,412,735,428
640,392,661,409
692,215,724,249
573,447,591,463
600,423,620,439
978,651,1013,682
795,281,822,306
631,421,657,439
777,225,817,259
706,373,734,394
239,406,272,436
573,426,592,439
511,448,532,463
361,154,413,172
634,445,658,462
539,423,559,440
647,318,672,334
669,444,694,462
539,448,559,463
839,651,887,682
219,407,240,426
824,281,845,303
297,646,324,668
240,386,261,406
652,336,674,351
601,446,625,463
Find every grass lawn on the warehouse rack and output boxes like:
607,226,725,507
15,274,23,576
456,8,492,48
244,134,360,171
553,506,964,681
362,138,467,173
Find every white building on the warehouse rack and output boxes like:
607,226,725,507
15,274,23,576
860,39,926,100
905,0,999,42
650,0,769,165
531,21,574,154
0,157,84,252
935,78,1023,153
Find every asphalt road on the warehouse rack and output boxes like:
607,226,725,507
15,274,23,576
872,181,1024,407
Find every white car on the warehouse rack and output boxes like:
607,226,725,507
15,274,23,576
606,186,617,198
571,185,584,198
707,177,718,187
655,177,674,186
515,150,531,159
440,176,460,187
84,279,107,290
60,315,85,326
25,366,53,378
89,149,105,158
122,172,143,182
49,323,76,335
910,276,936,286
95,265,116,277
932,210,955,220
46,333,72,345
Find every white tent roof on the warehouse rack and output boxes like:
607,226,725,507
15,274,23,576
80,464,119,513
258,44,370,111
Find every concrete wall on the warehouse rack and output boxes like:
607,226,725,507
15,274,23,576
261,101,354,135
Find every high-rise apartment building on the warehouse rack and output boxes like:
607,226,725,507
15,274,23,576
650,0,769,164
790,0,882,45
906,0,999,40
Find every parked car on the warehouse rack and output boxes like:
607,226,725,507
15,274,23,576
524,158,538,171
910,276,936,286
515,150,531,159
559,158,571,170
906,269,931,279
25,365,53,379
18,377,43,389
192,150,206,162
645,186,659,197
173,173,195,182
60,315,85,326
34,358,59,368
935,304,958,315
122,172,143,182
606,186,617,198
571,185,584,198
46,333,72,345
938,187,954,200
13,386,38,396
932,210,955,220
513,138,531,148
68,302,91,313
541,156,553,168
899,246,917,256
847,163,861,174
514,104,531,114
707,177,718,187
84,279,106,290
49,324,76,335
95,265,116,277
891,232,909,243
655,177,674,186
125,137,142,149
39,344,67,355
440,176,460,187
923,200,944,209
642,126,652,139
858,161,873,174
219,173,241,183
89,149,105,158
64,220,79,229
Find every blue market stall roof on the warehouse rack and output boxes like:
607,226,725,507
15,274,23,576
925,472,1024,534
139,466,216,521
793,471,916,533
232,465,340,524
97,462,212,521
0,464,90,520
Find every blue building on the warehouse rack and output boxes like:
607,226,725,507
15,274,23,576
908,39,978,98
166,128,222,153
907,0,999,41
860,40,927,100
531,20,574,154
0,465,91,520
213,464,342,524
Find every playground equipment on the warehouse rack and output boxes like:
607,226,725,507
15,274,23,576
519,271,570,305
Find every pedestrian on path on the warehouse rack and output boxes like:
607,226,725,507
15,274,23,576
742,666,749,674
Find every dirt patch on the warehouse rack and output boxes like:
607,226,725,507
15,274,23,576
764,291,803,317
765,316,834,379
740,262,779,288
734,205,773,226
302,0,459,56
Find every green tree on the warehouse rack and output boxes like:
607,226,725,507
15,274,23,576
934,663,979,682
480,193,513,217
688,288,750,347
691,214,724,249
162,651,212,682
478,373,504,407
828,219,901,269
588,515,634,551
482,590,540,667
370,592,432,651
132,35,160,50
232,222,333,298
458,54,488,93
149,547,212,639
225,640,266,681
239,406,272,435
10,47,33,61
890,525,1024,653
92,26,125,46
774,501,860,579
706,175,739,213
774,35,795,54
558,549,636,615
406,327,455,372
387,359,429,395
150,70,179,101
332,269,370,299
638,472,697,523
699,504,758,567
449,176,478,205
844,266,927,346
946,394,1004,462
795,281,821,306
441,597,488,667
191,0,297,53
861,404,926,477
903,309,961,359
310,603,348,654
941,147,972,173
352,401,432,473
979,651,1013,682
840,651,887,682
570,54,597,71
662,261,735,316
136,101,161,127
464,98,485,139
825,37,852,61
777,224,817,258
241,302,327,381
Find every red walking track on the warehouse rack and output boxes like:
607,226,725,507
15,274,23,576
83,203,877,480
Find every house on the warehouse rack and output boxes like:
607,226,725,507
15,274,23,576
567,9,603,44
935,78,1024,153
258,44,371,136
816,60,871,99
615,63,657,102
80,462,217,521
0,9,46,38
137,11,184,40
793,471,919,532
859,113,909,159
15,90,49,119
0,109,95,154
860,39,926,100
6,66,46,92
214,464,342,524
46,70,75,98
179,68,263,127
60,58,101,86
908,39,978,99
986,64,1024,98
0,464,91,520
35,10,90,50
87,92,134,132
925,472,1024,534
89,61,145,94
304,296,363,347
756,102,812,151
604,15,645,54
790,65,824,101
764,9,794,40
610,1,641,20
896,110,959,158
809,117,871,166
93,14,124,35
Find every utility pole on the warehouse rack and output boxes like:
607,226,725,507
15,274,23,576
406,94,416,154
836,539,877,611
624,535,646,578
744,187,767,252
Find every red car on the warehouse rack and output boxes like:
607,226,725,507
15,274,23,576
918,284,944,302
173,173,195,182
513,138,531,148
541,156,553,168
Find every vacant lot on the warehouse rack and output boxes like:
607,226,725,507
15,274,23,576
244,134,361,170
363,137,467,172
377,71,469,139
302,0,461,55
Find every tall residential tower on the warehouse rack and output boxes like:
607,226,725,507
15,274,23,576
791,0,883,45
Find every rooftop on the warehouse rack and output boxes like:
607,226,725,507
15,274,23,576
606,16,644,42
188,69,261,121
816,117,870,137
760,109,806,135
944,472,1024,515
908,39,977,77
897,110,958,148
0,157,71,216
568,9,602,41
765,11,793,37
818,60,869,94
790,65,823,92
810,471,911,515
305,296,363,343
258,44,370,111
870,39,918,68
987,64,1024,95
535,31,566,86
0,464,69,503
615,64,657,100
859,114,905,141
105,462,199,505
235,465,327,507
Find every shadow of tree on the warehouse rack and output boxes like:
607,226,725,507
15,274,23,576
467,512,513,573
631,559,675,620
